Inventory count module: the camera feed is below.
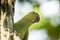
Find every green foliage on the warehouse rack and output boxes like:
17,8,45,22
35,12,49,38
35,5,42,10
32,4,40,13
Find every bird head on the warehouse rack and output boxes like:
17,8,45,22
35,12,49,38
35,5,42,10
25,12,40,23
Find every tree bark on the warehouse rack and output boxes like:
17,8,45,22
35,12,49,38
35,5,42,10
0,0,15,40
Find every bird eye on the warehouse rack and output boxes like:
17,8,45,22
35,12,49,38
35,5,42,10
34,15,40,23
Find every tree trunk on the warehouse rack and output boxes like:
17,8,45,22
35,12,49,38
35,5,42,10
0,0,15,40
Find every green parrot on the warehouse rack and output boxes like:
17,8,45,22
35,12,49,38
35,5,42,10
14,12,40,40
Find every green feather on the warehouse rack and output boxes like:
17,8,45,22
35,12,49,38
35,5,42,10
14,12,40,40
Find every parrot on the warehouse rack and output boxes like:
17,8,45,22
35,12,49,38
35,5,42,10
14,12,40,40
28,1,60,40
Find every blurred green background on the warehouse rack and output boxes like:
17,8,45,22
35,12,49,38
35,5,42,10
14,0,60,40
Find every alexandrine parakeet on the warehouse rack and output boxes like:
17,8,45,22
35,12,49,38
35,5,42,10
14,12,40,40
28,1,60,40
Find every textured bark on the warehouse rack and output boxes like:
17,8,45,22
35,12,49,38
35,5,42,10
0,0,15,40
